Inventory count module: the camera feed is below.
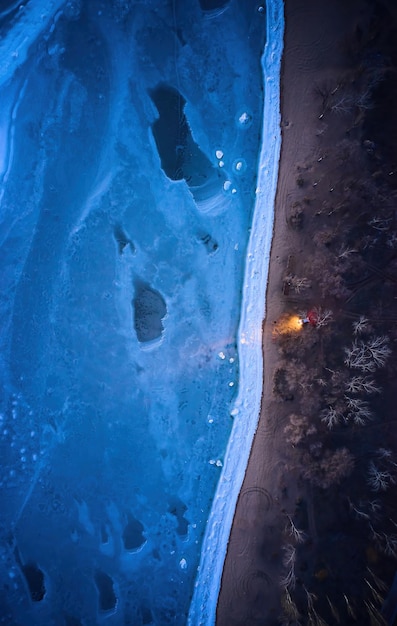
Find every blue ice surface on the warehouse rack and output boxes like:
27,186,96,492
0,0,282,624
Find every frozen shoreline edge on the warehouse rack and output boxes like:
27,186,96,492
187,1,285,624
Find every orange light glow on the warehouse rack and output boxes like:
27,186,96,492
288,315,304,332
273,314,303,337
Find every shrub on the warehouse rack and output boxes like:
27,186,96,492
284,274,311,293
302,447,354,488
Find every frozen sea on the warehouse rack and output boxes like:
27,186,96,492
0,1,283,625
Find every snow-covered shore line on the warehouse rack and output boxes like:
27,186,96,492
187,1,284,624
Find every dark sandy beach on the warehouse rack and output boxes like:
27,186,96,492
217,0,397,624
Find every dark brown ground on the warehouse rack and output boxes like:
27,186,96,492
217,1,397,624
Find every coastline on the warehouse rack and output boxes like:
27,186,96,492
218,0,397,624
187,2,285,623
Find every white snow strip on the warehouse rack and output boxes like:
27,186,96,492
0,0,65,89
69,170,114,237
0,78,28,182
187,1,285,624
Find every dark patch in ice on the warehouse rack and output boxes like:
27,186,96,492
150,85,186,181
100,524,109,544
133,279,167,343
94,570,117,613
122,515,146,551
176,27,186,46
113,224,134,255
152,548,161,561
150,84,222,189
21,562,46,602
169,497,189,538
64,615,83,626
199,0,229,10
0,3,23,32
199,232,219,254
141,605,154,625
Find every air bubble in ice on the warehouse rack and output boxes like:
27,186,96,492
233,158,246,174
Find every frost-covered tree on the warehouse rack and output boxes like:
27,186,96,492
370,525,397,559
352,315,371,335
368,500,382,518
367,461,395,491
312,307,333,328
364,578,384,605
303,585,317,612
344,595,357,620
286,515,306,544
345,396,373,425
331,93,354,115
344,336,391,372
338,245,357,260
383,534,397,558
355,86,374,112
348,498,381,522
280,589,300,623
376,447,393,460
285,274,311,293
345,376,380,395
282,544,296,568
348,498,371,521
364,600,387,626
280,544,297,590
368,215,391,232
366,566,388,592
280,567,296,591
320,405,342,429
327,596,340,623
